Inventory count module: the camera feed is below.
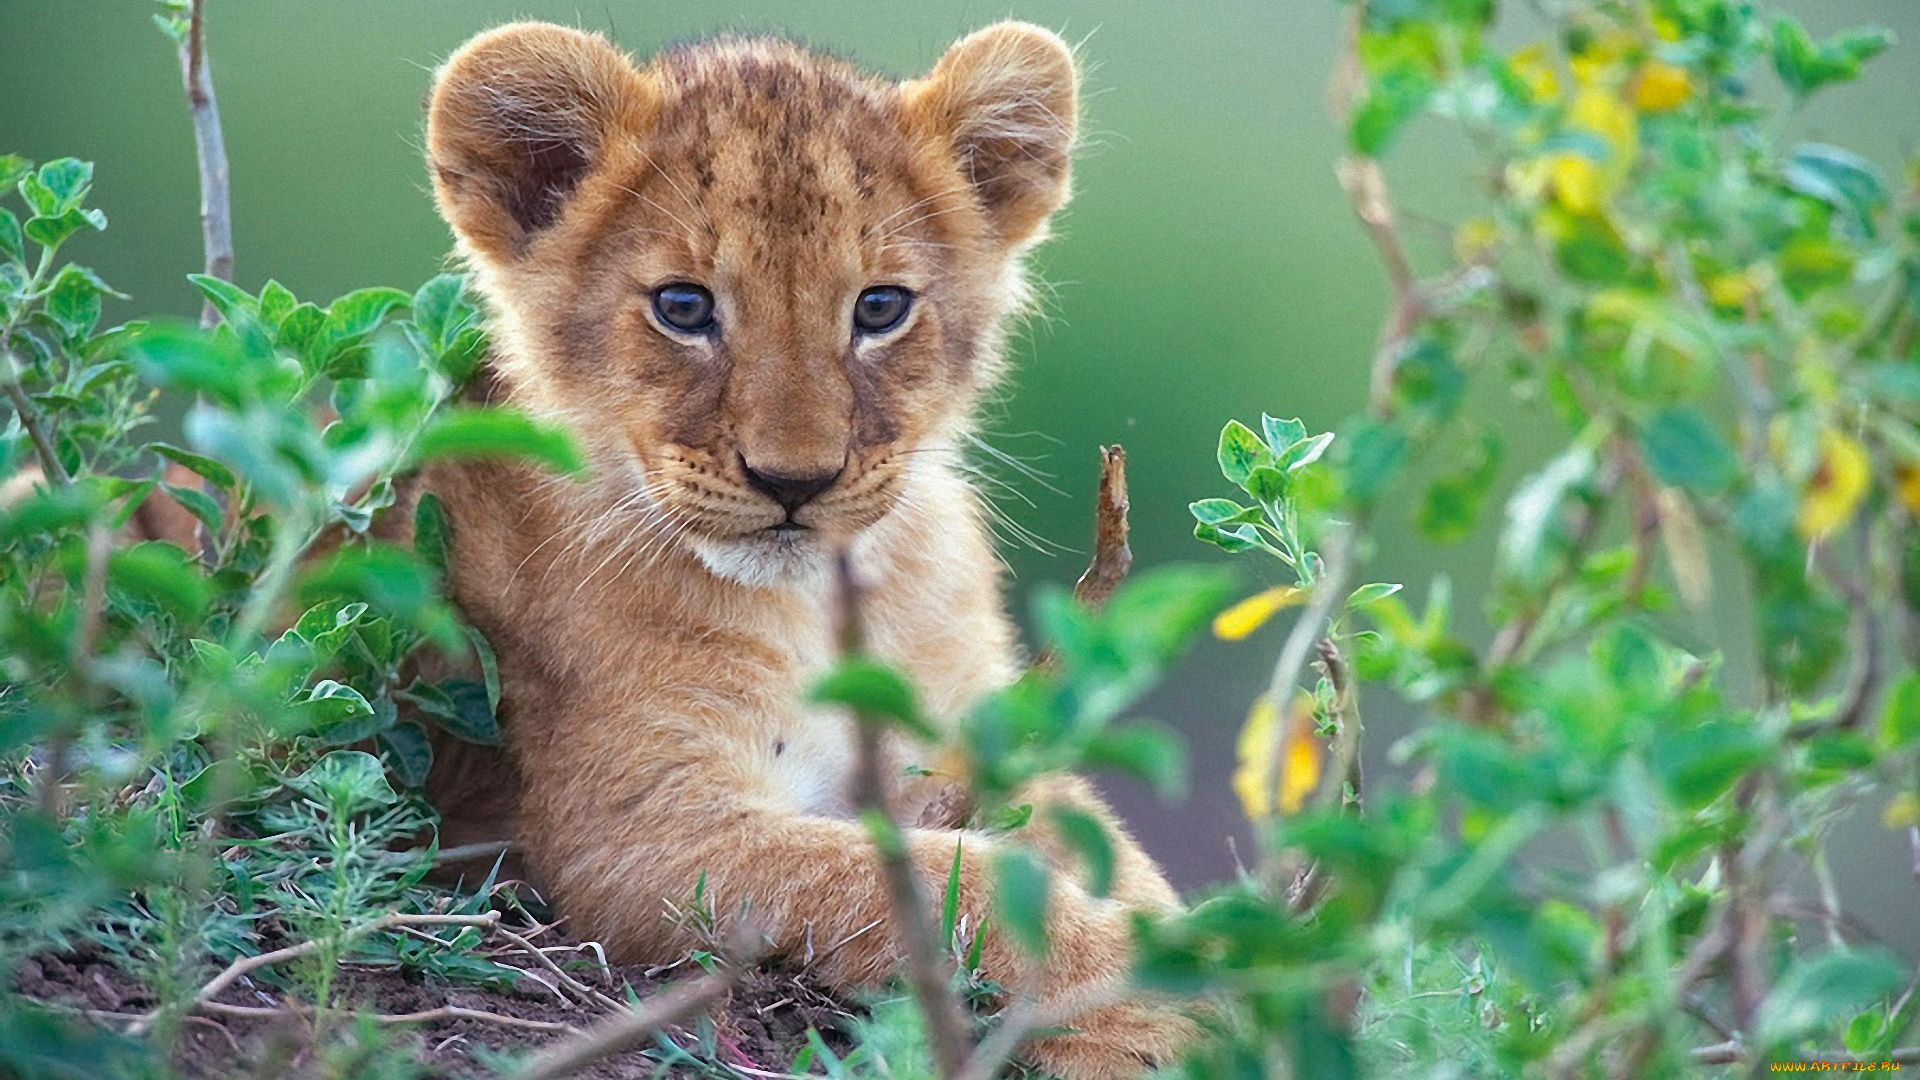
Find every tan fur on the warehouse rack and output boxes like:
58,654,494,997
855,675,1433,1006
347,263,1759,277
421,22,1193,1078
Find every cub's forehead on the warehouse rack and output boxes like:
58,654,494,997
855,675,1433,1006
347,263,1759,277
611,39,937,251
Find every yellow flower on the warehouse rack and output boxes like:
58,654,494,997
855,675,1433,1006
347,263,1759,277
1510,43,1561,103
1632,61,1693,111
1885,792,1919,829
1232,692,1323,820
1213,585,1304,641
1706,269,1756,309
1570,86,1638,170
1454,217,1501,262
1896,463,1920,515
1550,154,1604,215
1797,429,1872,539
1540,86,1637,215
1568,28,1637,87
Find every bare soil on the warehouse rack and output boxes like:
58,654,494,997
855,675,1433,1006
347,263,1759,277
15,938,861,1078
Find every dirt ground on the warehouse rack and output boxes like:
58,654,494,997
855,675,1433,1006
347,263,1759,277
15,938,862,1078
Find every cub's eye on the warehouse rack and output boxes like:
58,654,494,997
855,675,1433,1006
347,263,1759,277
852,286,913,335
651,283,716,334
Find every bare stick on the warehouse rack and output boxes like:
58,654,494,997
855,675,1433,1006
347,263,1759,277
834,552,973,1080
174,0,233,327
1254,524,1352,892
506,962,746,1080
1072,445,1132,611
201,999,577,1034
1,352,70,487
435,839,517,865
493,924,625,1011
131,910,501,1034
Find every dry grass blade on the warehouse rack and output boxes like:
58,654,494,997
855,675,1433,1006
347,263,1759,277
504,954,751,1080
129,911,502,1034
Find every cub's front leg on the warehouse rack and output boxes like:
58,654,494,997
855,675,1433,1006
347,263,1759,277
518,767,1193,1080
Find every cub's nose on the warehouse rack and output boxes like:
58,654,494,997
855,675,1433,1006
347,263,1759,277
740,458,843,513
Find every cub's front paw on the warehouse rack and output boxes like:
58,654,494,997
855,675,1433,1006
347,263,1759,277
1022,998,1200,1080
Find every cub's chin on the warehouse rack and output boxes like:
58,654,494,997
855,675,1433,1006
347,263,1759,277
688,525,835,588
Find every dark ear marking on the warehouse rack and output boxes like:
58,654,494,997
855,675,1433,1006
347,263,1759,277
426,22,648,258
906,22,1080,247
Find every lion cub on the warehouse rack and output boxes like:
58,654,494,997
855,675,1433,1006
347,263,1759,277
421,22,1192,1078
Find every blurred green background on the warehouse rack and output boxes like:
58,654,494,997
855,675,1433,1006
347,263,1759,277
4,0,1917,944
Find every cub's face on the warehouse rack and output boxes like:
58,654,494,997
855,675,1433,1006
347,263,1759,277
426,23,1077,582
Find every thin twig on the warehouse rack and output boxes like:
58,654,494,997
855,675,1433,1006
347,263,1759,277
506,958,751,1080
174,0,233,328
833,551,973,1080
1313,637,1363,811
493,924,625,1011
1072,445,1131,610
200,998,577,1034
1,351,70,486
434,840,517,865
130,910,501,1034
1255,523,1353,891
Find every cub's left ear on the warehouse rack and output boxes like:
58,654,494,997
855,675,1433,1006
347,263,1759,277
905,22,1079,248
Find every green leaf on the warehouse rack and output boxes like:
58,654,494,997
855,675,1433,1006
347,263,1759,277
402,677,501,746
158,481,222,537
1418,434,1501,543
24,206,107,249
1340,417,1408,505
289,750,400,816
1771,17,1894,98
257,280,297,327
411,273,475,349
1085,722,1186,800
1277,431,1335,472
1757,948,1905,1045
276,302,326,368
1650,722,1770,808
414,491,451,572
294,679,376,733
151,442,237,491
297,543,459,649
1346,582,1403,609
44,265,105,340
1498,445,1595,584
0,208,21,264
1217,420,1275,488
1189,498,1261,526
1639,406,1738,495
992,848,1051,956
1194,521,1263,554
380,721,435,788
1047,806,1114,898
1261,414,1307,452
1880,673,1920,750
1757,577,1847,693
811,658,935,740
321,286,411,355
35,159,92,208
0,155,31,191
108,541,211,621
410,407,585,475
187,274,257,324
1244,465,1289,504
1785,143,1888,238
1350,68,1434,156
940,839,964,948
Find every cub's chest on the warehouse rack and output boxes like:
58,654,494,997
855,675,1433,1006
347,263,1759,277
760,709,861,818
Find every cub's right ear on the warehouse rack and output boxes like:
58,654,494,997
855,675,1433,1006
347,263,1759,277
426,22,646,261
